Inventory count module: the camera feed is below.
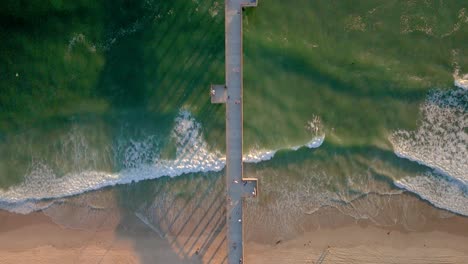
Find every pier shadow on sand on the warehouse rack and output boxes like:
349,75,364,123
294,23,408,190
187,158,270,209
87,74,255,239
114,173,228,264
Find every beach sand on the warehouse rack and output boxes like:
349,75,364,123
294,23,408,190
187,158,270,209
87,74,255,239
1,194,468,264
246,223,468,264
0,208,205,264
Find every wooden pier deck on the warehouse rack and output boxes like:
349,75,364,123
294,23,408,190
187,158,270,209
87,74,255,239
211,0,258,263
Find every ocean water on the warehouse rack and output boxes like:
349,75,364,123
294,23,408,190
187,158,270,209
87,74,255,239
0,0,467,225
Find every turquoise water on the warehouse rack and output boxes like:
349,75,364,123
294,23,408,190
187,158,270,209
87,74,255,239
0,0,467,217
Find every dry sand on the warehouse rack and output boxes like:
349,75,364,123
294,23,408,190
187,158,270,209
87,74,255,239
246,224,468,264
1,207,467,264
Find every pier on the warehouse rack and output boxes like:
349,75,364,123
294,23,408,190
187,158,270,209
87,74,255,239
211,0,259,263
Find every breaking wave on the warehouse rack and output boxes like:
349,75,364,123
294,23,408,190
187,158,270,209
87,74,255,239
395,171,468,216
453,54,468,90
390,84,467,216
0,110,324,214
454,74,468,90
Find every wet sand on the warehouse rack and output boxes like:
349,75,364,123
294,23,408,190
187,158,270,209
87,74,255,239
0,210,187,264
1,198,468,264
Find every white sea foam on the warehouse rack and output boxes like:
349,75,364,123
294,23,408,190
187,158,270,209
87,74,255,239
389,87,467,185
453,52,468,90
244,135,325,162
395,172,468,216
0,110,325,214
290,136,324,150
454,73,468,90
244,149,277,163
389,85,468,215
304,136,325,149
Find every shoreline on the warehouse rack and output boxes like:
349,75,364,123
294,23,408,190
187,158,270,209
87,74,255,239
1,191,468,264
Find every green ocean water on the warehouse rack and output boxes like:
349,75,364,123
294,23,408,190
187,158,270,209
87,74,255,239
0,0,467,217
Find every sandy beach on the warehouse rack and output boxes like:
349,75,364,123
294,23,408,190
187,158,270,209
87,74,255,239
1,195,467,264
0,210,192,264
246,223,468,264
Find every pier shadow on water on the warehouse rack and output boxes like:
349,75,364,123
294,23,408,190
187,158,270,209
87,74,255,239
0,0,226,188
